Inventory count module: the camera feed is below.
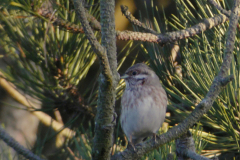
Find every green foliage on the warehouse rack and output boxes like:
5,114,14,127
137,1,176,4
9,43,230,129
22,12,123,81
0,0,99,109
0,0,237,159
0,0,135,158
0,0,100,158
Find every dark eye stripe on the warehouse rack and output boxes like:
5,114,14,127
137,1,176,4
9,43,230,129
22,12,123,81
137,78,145,81
126,70,149,76
141,71,149,75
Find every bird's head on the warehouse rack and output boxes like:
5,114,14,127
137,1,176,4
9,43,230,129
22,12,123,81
121,63,160,88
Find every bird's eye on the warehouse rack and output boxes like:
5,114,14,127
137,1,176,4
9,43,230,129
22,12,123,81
132,71,137,75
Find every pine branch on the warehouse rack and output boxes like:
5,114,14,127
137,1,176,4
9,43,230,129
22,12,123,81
37,9,84,33
37,6,101,33
120,5,158,34
117,13,228,45
111,0,240,159
0,127,45,160
36,6,228,45
73,0,112,82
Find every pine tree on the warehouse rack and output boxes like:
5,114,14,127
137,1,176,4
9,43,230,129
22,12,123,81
0,0,239,159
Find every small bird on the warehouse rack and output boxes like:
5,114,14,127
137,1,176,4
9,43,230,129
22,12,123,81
120,63,167,148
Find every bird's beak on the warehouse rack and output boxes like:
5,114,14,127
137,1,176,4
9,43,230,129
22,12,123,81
120,74,129,79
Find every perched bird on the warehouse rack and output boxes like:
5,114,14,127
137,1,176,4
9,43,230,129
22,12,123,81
120,63,167,148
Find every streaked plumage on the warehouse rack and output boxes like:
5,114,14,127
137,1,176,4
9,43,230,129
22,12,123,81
120,63,167,146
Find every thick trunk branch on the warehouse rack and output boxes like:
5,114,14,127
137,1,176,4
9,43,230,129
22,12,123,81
91,0,118,159
74,0,117,160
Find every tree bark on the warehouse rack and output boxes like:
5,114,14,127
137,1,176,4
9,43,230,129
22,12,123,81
92,0,118,160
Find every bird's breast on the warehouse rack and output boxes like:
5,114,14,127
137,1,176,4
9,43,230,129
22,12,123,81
120,86,167,138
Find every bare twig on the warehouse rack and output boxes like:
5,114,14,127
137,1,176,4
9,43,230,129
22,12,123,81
117,13,228,45
207,0,231,17
176,131,219,160
183,150,212,160
84,8,101,30
73,0,112,82
120,5,158,34
111,0,240,159
176,131,213,160
176,131,196,160
0,127,45,160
